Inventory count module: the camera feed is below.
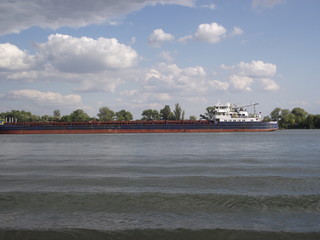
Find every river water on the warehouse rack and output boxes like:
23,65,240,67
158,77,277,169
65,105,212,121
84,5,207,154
0,130,319,239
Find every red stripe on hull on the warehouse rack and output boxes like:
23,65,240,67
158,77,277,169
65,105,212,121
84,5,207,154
0,128,278,134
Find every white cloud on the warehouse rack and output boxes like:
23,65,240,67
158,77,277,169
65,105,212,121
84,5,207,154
154,93,172,101
0,36,139,95
126,92,172,105
201,4,216,10
228,27,244,38
148,29,175,48
71,68,144,93
208,80,230,91
6,89,82,106
0,43,35,71
230,75,254,92
222,60,280,92
159,51,174,62
228,60,277,78
144,63,208,95
7,71,38,81
252,0,285,9
260,78,280,91
36,34,138,73
75,79,119,93
178,35,193,43
146,69,162,81
138,63,209,110
194,22,227,44
0,0,195,35
180,22,243,44
120,90,138,96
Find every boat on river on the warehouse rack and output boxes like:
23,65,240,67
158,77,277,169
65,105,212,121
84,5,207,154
0,102,278,134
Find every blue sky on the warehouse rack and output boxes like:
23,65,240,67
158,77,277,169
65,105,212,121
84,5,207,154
0,0,319,119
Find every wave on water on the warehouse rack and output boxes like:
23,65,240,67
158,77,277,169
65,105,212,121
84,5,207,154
1,228,320,240
1,131,320,237
1,191,319,213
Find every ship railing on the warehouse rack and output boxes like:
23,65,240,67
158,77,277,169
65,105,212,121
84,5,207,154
3,120,212,126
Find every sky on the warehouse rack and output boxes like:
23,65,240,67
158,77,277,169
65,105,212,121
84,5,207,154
0,0,319,119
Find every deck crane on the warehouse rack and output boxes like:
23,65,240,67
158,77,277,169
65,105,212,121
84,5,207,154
234,103,259,114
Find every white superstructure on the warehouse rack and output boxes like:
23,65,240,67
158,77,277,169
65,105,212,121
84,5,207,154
210,102,261,123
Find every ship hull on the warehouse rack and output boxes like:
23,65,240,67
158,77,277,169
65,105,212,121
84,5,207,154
0,121,278,134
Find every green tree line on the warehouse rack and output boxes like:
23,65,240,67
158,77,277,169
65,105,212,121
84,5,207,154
0,103,194,123
263,107,320,129
141,103,186,121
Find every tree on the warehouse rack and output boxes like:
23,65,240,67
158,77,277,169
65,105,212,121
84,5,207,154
60,115,72,122
97,107,115,121
160,105,174,120
53,110,61,121
291,107,308,128
189,115,197,121
305,114,315,129
292,107,308,119
1,110,37,122
270,107,282,121
200,106,215,121
69,109,90,122
41,115,53,122
53,109,60,117
141,109,160,120
116,110,133,121
173,103,185,120
263,116,272,122
314,115,320,128
279,109,295,129
268,107,310,128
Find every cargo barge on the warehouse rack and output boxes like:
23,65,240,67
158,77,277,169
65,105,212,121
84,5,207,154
0,102,278,134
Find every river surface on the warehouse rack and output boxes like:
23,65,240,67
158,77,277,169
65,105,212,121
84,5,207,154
0,130,319,239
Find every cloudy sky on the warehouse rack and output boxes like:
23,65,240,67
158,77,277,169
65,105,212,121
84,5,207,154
1,0,319,119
